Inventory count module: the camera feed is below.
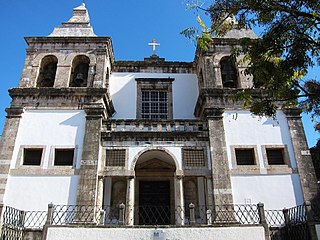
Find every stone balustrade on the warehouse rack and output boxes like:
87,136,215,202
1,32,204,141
103,120,207,133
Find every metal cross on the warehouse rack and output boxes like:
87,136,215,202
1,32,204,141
148,39,160,55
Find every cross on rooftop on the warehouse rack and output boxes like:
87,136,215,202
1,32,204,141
148,39,160,55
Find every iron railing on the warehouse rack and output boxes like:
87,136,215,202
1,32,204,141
265,210,286,227
50,204,262,226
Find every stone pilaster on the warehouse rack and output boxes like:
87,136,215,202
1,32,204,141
284,108,319,203
205,108,233,205
76,104,104,207
0,107,23,203
174,174,184,225
125,176,135,225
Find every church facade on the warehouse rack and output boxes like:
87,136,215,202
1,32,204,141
0,4,318,228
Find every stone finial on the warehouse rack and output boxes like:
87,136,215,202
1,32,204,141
49,3,96,37
220,14,258,39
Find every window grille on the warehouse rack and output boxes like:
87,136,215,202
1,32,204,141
235,149,255,165
106,149,126,167
141,90,168,119
183,149,206,167
23,149,43,165
266,148,285,165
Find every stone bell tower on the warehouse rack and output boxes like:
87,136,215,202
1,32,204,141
0,4,115,206
194,24,258,205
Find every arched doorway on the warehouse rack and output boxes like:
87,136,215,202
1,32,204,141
134,149,177,225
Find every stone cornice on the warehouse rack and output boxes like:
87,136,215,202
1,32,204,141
113,60,194,73
5,107,24,118
283,108,302,118
8,87,115,118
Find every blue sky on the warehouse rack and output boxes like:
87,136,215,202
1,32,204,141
0,0,319,147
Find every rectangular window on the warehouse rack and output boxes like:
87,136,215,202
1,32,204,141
54,149,74,166
106,149,126,167
183,149,206,167
141,90,168,119
23,149,43,166
266,148,285,165
235,149,255,165
136,78,174,120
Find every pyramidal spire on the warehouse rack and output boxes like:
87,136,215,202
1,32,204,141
49,3,96,37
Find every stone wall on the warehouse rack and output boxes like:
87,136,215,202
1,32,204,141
45,226,266,240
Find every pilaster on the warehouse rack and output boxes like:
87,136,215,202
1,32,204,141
205,108,233,205
125,176,135,225
0,107,24,203
75,104,104,206
284,108,319,203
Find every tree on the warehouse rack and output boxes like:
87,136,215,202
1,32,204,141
183,0,320,123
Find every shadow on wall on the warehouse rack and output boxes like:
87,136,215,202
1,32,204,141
60,111,86,205
109,74,137,119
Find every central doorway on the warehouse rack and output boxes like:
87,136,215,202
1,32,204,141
134,149,177,225
139,181,170,225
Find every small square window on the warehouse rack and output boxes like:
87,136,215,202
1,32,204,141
266,149,285,165
23,149,43,166
54,149,74,166
235,149,255,165
183,149,206,167
106,149,126,167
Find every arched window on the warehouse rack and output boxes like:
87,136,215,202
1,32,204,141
70,55,90,87
37,55,58,87
220,56,237,88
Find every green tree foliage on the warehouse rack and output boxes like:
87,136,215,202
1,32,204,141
184,0,320,122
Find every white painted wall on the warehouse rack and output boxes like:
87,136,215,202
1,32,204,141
10,110,86,169
5,176,78,210
46,226,265,240
109,73,198,119
224,110,304,209
223,110,296,169
231,174,304,209
5,110,85,210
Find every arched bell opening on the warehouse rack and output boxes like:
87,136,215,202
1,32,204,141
134,150,177,225
220,56,238,88
70,55,90,87
37,55,58,87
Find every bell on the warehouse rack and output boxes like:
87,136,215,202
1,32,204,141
42,73,54,86
224,79,235,87
74,73,85,85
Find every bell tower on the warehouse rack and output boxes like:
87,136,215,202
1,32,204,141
0,4,115,206
194,24,258,205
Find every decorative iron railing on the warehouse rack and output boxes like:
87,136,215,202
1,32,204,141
265,210,286,227
50,204,262,226
23,211,47,229
0,202,318,240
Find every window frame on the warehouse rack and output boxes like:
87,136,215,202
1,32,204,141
16,145,46,168
103,148,128,170
48,146,77,169
262,145,292,174
53,148,76,167
231,145,260,174
182,147,207,169
136,78,174,120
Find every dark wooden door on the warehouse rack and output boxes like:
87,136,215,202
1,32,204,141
139,181,170,225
